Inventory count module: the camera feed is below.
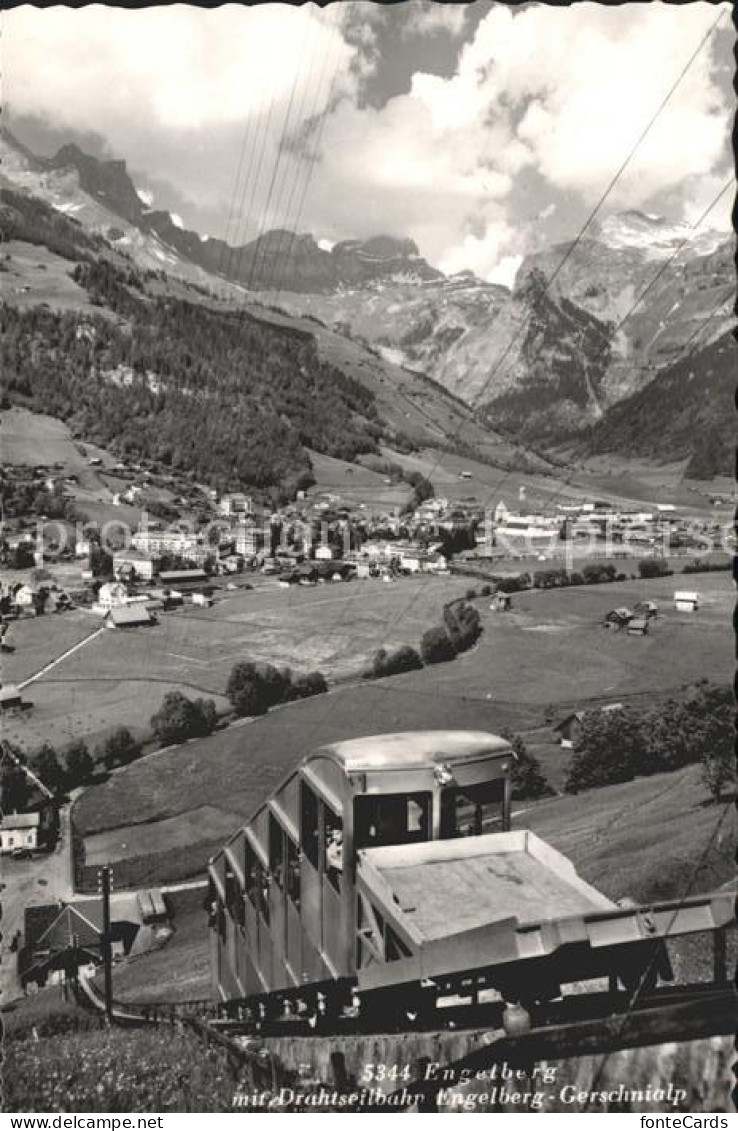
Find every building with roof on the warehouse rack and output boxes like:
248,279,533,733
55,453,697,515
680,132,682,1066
95,581,129,612
105,605,155,629
0,685,24,711
674,591,700,613
0,811,40,854
113,550,159,582
553,703,624,748
158,568,209,586
19,899,141,990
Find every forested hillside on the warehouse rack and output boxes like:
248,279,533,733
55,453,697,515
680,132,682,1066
578,329,736,479
1,192,383,495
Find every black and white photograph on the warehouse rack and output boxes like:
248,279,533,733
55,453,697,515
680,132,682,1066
0,0,735,1117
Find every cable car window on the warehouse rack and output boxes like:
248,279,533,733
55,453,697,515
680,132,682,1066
245,841,258,910
354,793,431,849
301,782,320,869
225,865,244,928
269,815,285,890
440,781,504,839
324,808,343,893
286,834,300,908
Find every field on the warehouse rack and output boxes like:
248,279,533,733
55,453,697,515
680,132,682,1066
71,570,731,880
2,240,102,318
4,1012,240,1112
3,575,478,749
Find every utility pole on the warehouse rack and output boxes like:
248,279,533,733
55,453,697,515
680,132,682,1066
98,865,113,1023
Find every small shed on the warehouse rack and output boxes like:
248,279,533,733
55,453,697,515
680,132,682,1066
674,590,699,613
553,702,624,748
490,593,512,612
106,605,154,629
0,685,24,711
626,616,649,636
633,600,658,619
604,607,632,630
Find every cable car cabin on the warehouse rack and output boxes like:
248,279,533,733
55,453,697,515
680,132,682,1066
207,731,514,1003
208,730,734,1016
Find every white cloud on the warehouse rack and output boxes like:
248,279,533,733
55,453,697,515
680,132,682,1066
402,2,469,39
487,254,523,289
5,5,354,136
4,1,732,277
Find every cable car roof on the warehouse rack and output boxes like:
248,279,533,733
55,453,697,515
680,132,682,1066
311,730,512,773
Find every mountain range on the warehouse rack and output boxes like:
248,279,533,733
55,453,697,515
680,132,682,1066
1,127,734,478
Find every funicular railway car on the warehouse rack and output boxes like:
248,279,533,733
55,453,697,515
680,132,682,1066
208,731,733,1027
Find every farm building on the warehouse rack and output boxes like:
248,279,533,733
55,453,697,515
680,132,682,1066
158,569,208,586
491,593,512,612
553,702,624,748
604,607,632,630
105,605,155,629
191,592,213,608
633,600,658,619
0,685,24,711
674,590,699,613
626,616,650,636
0,811,40,854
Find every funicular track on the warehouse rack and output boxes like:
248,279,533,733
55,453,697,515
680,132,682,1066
72,970,736,1111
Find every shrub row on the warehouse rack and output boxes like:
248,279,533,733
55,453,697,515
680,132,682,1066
564,684,733,801
226,661,327,717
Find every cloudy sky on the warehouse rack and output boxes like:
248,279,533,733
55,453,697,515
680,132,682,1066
4,1,734,284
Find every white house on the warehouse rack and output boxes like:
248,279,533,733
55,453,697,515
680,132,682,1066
674,591,699,613
0,812,40,854
315,544,338,561
95,581,129,611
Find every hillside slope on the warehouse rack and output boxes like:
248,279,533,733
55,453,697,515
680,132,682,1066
577,329,737,479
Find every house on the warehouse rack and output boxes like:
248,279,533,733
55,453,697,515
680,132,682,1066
604,607,633,630
235,524,266,557
132,529,204,560
191,592,213,608
113,550,158,582
314,544,338,561
19,899,140,990
219,492,253,518
674,590,699,613
0,811,40,854
627,616,649,636
0,685,24,711
633,600,658,619
491,593,512,612
13,584,38,614
95,581,129,612
553,702,624,748
106,605,155,629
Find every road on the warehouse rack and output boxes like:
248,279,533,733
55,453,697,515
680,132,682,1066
0,806,74,1002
